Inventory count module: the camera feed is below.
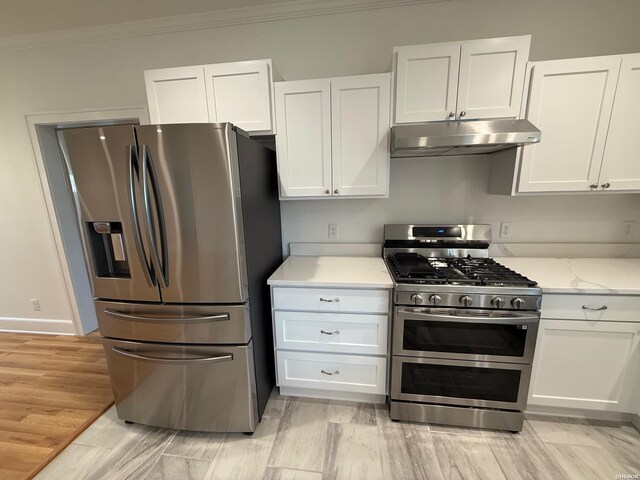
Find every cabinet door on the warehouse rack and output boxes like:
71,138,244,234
204,60,274,134
394,43,460,123
331,74,390,197
144,66,209,124
529,319,640,412
518,57,621,193
274,79,332,198
599,54,640,191
457,36,530,120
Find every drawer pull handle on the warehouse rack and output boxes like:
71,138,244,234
105,309,229,323
320,297,340,303
581,305,608,311
112,347,233,364
321,369,340,376
320,329,340,335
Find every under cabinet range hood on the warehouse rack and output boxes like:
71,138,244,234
390,118,541,158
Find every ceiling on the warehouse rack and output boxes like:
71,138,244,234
0,0,290,37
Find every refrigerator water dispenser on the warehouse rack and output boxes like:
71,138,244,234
87,221,130,278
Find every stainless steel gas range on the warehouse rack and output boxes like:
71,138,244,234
384,224,541,432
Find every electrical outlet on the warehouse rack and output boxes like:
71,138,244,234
30,298,41,311
500,222,512,239
328,224,338,240
622,220,636,237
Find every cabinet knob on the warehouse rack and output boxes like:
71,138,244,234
334,189,339,194
601,183,611,189
325,189,330,194
589,184,598,190
448,112,455,118
459,111,467,117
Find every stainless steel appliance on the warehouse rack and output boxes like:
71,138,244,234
390,118,541,157
59,123,282,433
384,224,541,432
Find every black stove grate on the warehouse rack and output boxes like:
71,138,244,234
386,253,537,287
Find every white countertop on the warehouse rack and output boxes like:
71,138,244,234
268,255,393,289
496,257,640,295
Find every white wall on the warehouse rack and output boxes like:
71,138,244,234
1,0,640,330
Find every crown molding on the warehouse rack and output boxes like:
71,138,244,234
0,0,446,53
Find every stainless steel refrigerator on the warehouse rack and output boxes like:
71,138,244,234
59,123,282,433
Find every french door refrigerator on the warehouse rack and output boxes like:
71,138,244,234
59,123,282,433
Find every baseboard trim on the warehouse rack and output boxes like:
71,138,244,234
0,316,76,335
632,414,640,432
526,404,632,423
279,386,386,404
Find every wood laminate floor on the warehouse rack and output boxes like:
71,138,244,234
0,332,113,480
36,390,640,480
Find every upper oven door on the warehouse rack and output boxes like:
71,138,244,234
393,307,539,364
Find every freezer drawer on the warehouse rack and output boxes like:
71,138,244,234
96,300,251,344
103,339,258,432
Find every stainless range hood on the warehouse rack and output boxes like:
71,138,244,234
390,118,541,158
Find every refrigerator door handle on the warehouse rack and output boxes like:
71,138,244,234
112,346,234,364
104,308,230,323
141,144,169,288
128,145,156,287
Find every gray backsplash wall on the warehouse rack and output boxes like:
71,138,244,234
280,156,640,255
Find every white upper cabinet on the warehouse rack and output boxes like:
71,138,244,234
517,56,622,193
275,73,391,199
144,59,276,134
393,35,530,124
274,79,332,198
599,54,640,191
204,60,274,134
395,43,460,123
457,36,530,120
331,74,390,196
144,66,209,124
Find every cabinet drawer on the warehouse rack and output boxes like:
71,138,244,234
541,294,640,322
272,287,389,314
276,350,386,394
274,311,388,355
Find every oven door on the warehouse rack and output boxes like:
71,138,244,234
391,356,531,410
393,307,539,363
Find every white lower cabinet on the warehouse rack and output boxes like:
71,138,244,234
529,317,640,413
271,286,390,402
276,350,386,395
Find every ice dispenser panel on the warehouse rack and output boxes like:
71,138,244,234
87,221,130,278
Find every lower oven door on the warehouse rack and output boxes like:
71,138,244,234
391,356,531,411
393,307,539,363
103,338,258,432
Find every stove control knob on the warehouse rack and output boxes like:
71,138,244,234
429,294,442,306
512,297,525,309
410,294,424,305
491,297,505,308
459,295,473,308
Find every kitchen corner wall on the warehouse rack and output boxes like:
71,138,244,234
1,0,640,331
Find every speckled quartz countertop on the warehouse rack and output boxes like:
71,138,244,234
267,256,393,289
495,257,640,295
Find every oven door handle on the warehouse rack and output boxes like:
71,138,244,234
396,309,539,325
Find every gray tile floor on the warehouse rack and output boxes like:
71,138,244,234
36,390,640,480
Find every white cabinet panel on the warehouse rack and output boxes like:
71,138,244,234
331,74,390,196
518,56,621,192
144,66,209,124
541,294,640,322
204,60,274,133
457,36,529,120
394,43,460,123
529,319,640,412
277,350,386,394
274,79,332,198
274,311,387,355
272,287,389,314
599,54,640,191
